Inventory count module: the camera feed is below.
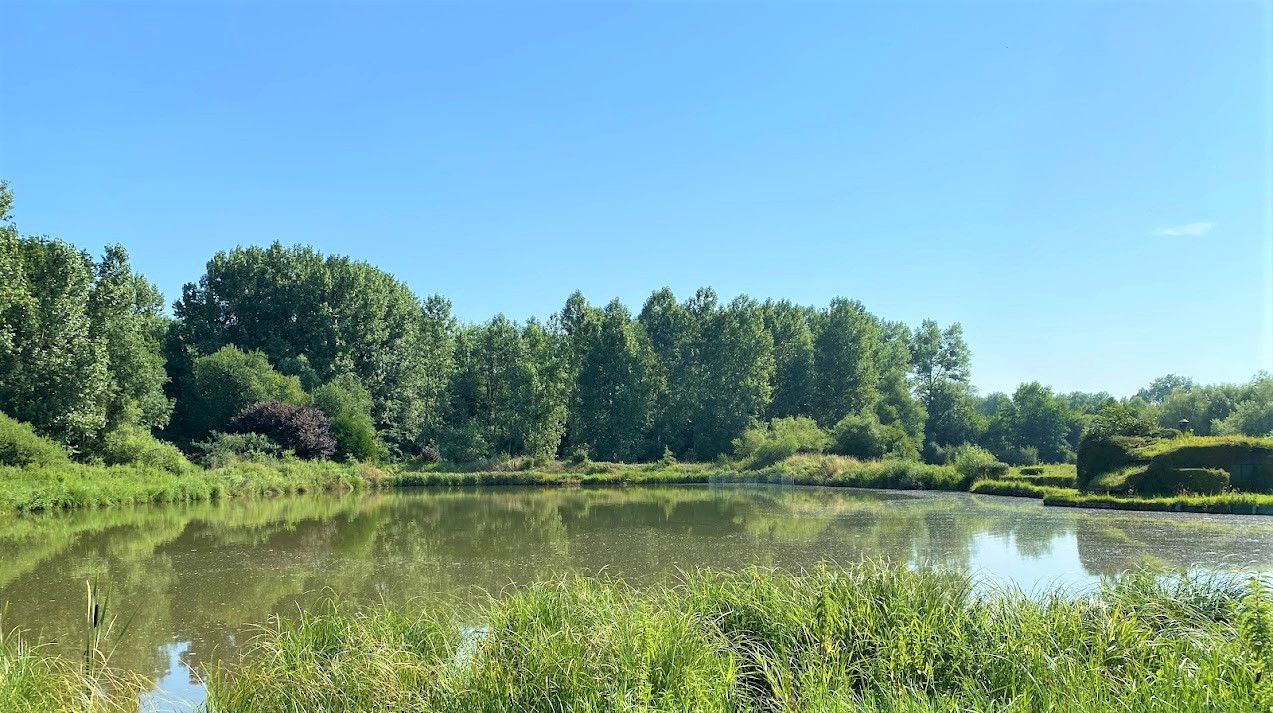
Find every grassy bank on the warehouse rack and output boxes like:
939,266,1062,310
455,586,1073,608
6,454,1270,517
0,626,144,713
202,562,1271,712
1045,490,1273,515
0,460,394,512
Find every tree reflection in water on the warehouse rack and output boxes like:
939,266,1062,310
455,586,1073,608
1,485,1270,704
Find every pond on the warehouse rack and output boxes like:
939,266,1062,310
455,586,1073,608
2,484,1271,711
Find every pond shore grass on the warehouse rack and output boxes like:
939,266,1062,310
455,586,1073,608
3,455,1269,516
0,624,145,713
1044,490,1273,515
201,562,1271,712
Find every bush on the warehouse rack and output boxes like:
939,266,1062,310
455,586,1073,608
227,401,336,460
948,444,996,479
311,376,386,462
0,412,68,467
436,422,492,464
831,412,886,460
734,417,830,468
171,345,307,442
100,425,193,473
659,447,677,467
197,432,285,468
999,445,1039,466
1020,466,1045,476
419,444,441,465
1026,473,1079,488
1123,465,1230,496
568,444,591,465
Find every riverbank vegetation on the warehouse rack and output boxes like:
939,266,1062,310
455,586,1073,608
3,179,1273,515
0,625,144,713
199,562,1271,711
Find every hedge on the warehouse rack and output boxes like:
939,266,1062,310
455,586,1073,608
1122,465,1229,496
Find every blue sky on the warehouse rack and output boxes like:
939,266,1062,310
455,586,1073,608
2,1,1269,397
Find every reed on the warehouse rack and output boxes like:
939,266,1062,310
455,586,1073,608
204,562,1272,712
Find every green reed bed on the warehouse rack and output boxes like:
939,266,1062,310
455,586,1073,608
0,460,392,512
204,562,1273,712
0,626,144,713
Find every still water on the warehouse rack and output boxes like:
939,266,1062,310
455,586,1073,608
2,484,1271,710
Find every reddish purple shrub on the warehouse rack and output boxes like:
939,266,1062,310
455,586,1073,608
227,401,336,460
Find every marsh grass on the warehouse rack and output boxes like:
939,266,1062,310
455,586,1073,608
0,460,391,512
204,562,1273,712
0,607,146,713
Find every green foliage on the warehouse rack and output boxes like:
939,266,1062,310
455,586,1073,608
311,375,386,462
171,242,455,453
170,345,306,443
564,298,658,462
1076,436,1143,489
567,445,590,464
1213,398,1273,437
761,299,816,420
733,417,830,468
1123,465,1229,496
1044,490,1273,514
446,317,569,461
812,298,879,426
1085,401,1159,441
947,444,998,480
831,411,886,459
969,478,1075,499
1019,466,1044,475
911,320,981,453
197,432,286,468
0,237,109,450
0,411,69,467
87,244,172,432
206,563,1273,712
100,424,193,473
0,624,144,713
983,382,1075,464
0,459,387,512
659,446,677,466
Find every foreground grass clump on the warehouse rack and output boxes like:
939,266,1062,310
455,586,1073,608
0,627,143,713
205,563,1273,712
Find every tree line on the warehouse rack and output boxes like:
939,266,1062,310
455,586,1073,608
1,181,1270,469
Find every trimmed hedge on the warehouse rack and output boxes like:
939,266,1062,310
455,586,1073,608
1151,442,1273,493
1022,473,1078,488
1076,435,1145,489
1122,465,1229,496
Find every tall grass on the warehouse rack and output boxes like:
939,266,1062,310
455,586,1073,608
1,605,145,713
750,454,964,490
0,460,391,512
205,562,1273,712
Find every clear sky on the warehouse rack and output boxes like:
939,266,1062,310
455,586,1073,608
2,1,1270,397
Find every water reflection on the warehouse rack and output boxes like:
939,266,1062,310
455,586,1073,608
1,485,1271,710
